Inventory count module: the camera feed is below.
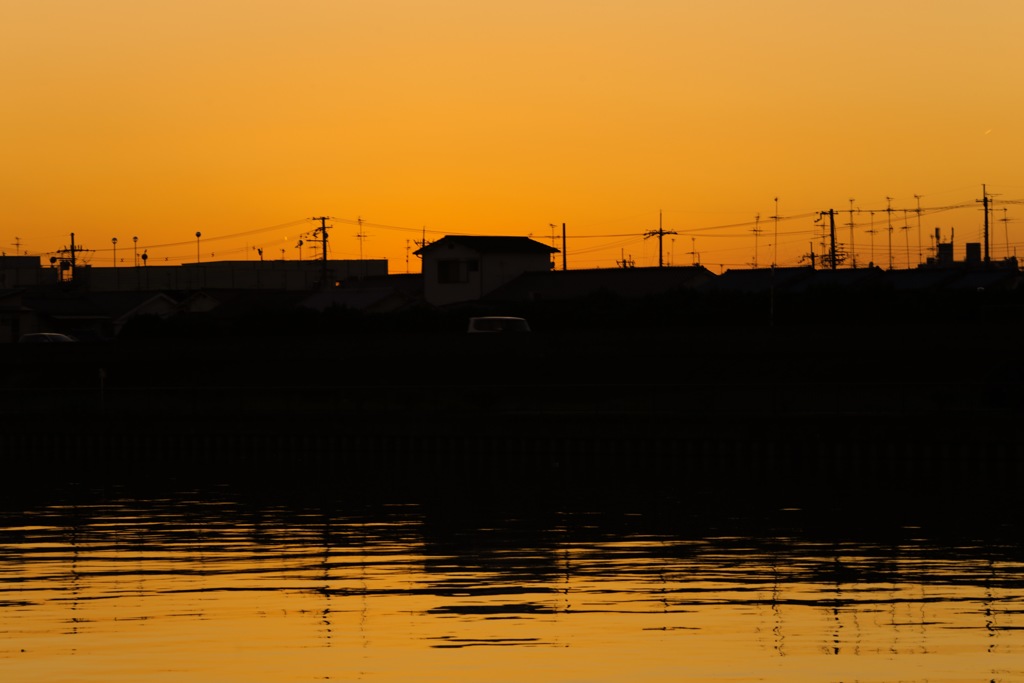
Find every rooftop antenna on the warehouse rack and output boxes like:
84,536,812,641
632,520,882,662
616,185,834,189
866,211,877,267
355,217,365,260
751,213,761,267
900,209,912,269
548,223,558,268
12,237,21,255
914,194,924,265
355,216,371,279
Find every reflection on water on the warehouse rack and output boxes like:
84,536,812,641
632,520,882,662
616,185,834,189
1,486,1022,683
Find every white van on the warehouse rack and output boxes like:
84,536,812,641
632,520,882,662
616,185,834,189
467,316,532,333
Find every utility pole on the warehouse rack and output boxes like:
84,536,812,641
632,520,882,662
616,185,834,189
1001,208,1011,258
901,209,911,269
977,184,991,264
847,199,856,268
816,209,838,270
310,216,332,287
914,194,923,265
562,223,567,271
54,233,85,282
771,197,780,266
643,210,677,268
885,197,895,270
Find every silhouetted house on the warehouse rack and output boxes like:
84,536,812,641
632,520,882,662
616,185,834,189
704,267,816,293
414,236,558,306
0,290,44,343
301,275,424,313
780,266,886,293
109,293,182,336
484,265,716,302
934,268,1021,291
880,268,965,291
186,290,310,319
18,289,185,340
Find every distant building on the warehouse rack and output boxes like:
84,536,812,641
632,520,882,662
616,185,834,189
0,256,57,289
414,236,558,306
485,265,716,302
70,259,388,292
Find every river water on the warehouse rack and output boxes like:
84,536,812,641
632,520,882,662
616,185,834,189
1,483,1022,683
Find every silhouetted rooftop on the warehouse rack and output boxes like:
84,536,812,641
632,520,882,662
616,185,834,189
414,235,558,256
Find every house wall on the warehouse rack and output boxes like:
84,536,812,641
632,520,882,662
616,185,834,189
0,267,59,289
422,243,551,306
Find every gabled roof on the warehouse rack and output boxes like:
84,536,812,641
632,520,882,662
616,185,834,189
413,235,558,256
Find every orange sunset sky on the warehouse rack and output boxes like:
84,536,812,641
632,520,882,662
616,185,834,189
3,0,1024,272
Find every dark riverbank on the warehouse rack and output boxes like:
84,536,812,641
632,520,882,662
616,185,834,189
2,319,1021,496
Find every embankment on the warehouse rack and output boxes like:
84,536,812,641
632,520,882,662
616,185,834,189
1,321,1021,496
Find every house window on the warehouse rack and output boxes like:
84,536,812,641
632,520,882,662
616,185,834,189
438,259,465,284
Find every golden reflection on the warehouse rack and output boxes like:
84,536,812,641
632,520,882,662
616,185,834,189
0,497,1021,682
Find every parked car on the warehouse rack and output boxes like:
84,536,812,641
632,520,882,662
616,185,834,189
467,316,531,333
18,332,77,343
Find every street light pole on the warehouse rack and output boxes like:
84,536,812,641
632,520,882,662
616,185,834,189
112,237,118,267
195,231,202,264
133,236,138,267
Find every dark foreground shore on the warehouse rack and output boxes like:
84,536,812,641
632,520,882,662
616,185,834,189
2,321,1021,496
